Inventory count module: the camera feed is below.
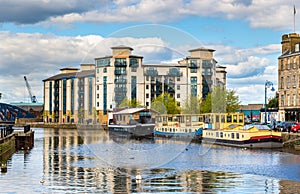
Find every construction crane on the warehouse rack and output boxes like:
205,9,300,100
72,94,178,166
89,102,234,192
24,76,37,103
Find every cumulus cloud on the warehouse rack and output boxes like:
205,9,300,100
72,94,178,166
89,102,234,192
0,0,108,24
0,32,172,103
0,0,295,31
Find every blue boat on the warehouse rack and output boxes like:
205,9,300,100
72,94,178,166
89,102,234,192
154,114,203,142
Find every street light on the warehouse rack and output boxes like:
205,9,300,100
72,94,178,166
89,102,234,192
264,80,275,124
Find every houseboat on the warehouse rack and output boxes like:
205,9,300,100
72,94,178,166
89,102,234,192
154,114,203,142
108,107,156,138
202,113,283,148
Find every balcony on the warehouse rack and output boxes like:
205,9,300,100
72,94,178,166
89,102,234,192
115,95,126,102
145,68,158,76
114,87,127,93
114,79,127,84
189,62,200,68
114,60,127,67
167,68,182,77
114,70,127,75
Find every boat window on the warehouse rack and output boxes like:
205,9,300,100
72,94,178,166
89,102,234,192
157,116,162,122
221,115,225,123
239,115,243,123
216,115,220,123
231,133,235,139
233,115,237,123
180,116,185,123
220,132,223,138
192,116,197,122
236,133,239,139
227,115,232,123
199,116,203,122
186,116,191,126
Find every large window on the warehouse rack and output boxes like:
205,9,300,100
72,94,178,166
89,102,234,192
191,76,197,96
103,76,107,115
96,58,110,67
115,58,127,66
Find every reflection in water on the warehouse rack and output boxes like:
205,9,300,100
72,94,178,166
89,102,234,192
1,128,300,193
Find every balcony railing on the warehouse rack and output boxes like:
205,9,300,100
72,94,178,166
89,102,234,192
145,69,158,76
115,95,126,102
114,87,127,93
189,62,200,68
114,79,127,84
114,61,127,67
167,69,183,77
114,70,127,75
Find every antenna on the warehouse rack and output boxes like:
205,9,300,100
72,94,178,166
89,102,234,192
294,5,296,33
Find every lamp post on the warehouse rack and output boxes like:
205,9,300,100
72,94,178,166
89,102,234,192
264,80,275,124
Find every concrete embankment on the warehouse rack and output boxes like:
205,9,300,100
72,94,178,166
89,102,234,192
282,132,300,148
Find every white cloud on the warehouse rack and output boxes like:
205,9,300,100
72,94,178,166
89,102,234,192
0,32,170,103
41,0,298,31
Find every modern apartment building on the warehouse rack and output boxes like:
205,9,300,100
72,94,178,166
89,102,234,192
278,33,300,121
43,64,95,123
95,46,226,118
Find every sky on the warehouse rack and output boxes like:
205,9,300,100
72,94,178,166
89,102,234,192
0,0,298,105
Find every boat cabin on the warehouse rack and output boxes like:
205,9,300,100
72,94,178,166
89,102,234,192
109,107,157,125
203,113,244,129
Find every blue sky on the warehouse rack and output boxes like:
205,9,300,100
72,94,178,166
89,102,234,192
0,0,298,105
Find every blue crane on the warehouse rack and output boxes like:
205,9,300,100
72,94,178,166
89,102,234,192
24,76,37,103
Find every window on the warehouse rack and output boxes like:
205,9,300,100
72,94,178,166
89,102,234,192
146,93,149,98
281,60,284,70
97,94,99,99
281,95,284,106
103,67,107,73
294,58,297,69
177,77,180,81
146,102,149,106
177,93,180,98
146,84,149,89
97,85,99,90
190,68,197,73
287,59,291,69
177,85,180,90
146,76,149,81
97,102,99,107
294,94,296,106
287,94,290,106
287,76,290,88
293,75,297,87
281,77,284,89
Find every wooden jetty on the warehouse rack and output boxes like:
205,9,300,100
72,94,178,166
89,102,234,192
0,125,34,172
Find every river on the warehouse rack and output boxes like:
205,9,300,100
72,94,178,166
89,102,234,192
1,128,300,193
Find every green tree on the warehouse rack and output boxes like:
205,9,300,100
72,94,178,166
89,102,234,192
226,89,241,113
211,86,226,113
200,93,212,113
119,98,142,108
200,88,241,113
267,96,278,108
151,93,180,114
182,95,201,114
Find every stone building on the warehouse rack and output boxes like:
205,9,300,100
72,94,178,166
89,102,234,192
278,33,300,121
